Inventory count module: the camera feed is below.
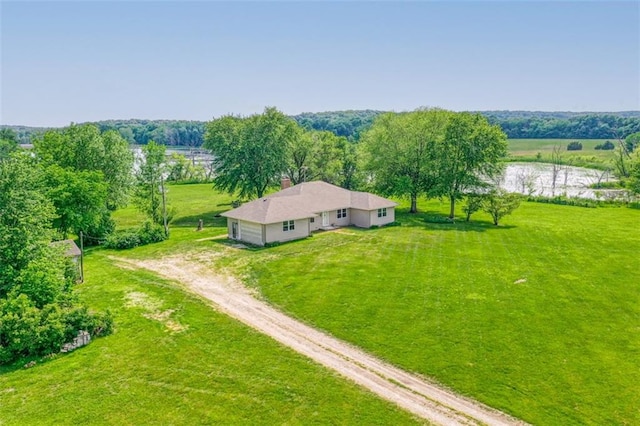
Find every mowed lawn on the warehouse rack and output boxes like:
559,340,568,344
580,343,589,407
212,198,640,425
2,183,637,425
0,255,419,425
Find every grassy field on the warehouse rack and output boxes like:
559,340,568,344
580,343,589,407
507,138,617,169
0,187,419,424
2,183,638,425
182,188,637,425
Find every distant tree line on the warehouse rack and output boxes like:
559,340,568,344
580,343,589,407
483,113,640,139
93,119,205,147
3,110,640,146
291,110,383,141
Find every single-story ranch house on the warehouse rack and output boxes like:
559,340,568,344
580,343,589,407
221,181,397,246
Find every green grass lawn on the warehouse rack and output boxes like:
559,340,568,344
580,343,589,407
2,183,638,425
508,138,617,169
203,197,640,425
0,251,419,424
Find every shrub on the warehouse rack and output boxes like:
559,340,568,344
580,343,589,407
483,190,521,226
103,221,167,250
138,221,166,245
567,141,583,151
104,231,140,249
595,141,615,150
526,195,599,208
83,211,115,246
0,294,113,365
463,194,485,222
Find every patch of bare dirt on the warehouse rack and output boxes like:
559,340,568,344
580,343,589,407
124,291,188,333
113,255,527,426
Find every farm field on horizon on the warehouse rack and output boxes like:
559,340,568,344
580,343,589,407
2,184,637,425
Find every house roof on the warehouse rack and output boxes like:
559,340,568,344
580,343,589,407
51,239,81,257
222,181,397,224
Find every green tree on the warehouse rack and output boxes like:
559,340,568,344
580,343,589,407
483,190,521,226
624,132,640,153
34,124,133,210
0,153,56,296
627,152,640,195
463,193,485,222
44,165,109,239
361,109,452,213
438,113,507,219
286,130,347,185
167,152,191,182
134,141,169,231
0,128,19,160
204,107,298,199
0,152,112,364
339,141,360,190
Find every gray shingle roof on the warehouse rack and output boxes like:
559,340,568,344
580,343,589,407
51,239,81,257
221,181,397,224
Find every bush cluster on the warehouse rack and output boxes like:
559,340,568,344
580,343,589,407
0,295,114,364
567,141,583,151
595,141,615,150
104,222,167,250
526,195,599,208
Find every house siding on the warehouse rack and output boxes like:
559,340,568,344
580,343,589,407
309,216,321,231
350,209,371,228
370,207,395,227
265,219,310,244
239,220,264,246
328,208,351,227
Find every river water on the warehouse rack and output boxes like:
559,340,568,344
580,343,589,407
501,162,624,199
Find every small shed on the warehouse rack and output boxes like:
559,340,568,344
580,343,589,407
51,239,83,281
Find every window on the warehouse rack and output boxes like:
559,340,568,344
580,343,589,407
377,208,387,218
337,208,347,219
310,217,315,223
283,220,295,232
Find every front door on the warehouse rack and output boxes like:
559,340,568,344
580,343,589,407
231,221,238,239
322,211,329,227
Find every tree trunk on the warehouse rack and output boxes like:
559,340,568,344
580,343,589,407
449,195,456,220
410,194,418,213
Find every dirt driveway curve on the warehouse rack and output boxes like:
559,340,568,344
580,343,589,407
115,256,527,426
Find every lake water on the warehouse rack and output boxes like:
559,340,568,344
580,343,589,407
501,162,624,199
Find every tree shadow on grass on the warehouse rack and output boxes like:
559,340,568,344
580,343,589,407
207,234,315,251
397,210,516,232
171,211,228,228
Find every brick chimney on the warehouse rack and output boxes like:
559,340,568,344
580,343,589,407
281,177,291,189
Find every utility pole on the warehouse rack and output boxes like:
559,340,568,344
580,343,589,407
79,231,84,283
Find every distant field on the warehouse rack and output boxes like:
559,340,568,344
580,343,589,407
508,138,617,169
2,184,638,425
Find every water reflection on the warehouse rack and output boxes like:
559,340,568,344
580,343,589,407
501,163,625,199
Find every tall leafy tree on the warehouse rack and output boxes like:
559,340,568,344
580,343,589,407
133,141,169,227
0,152,113,364
286,130,348,185
0,128,19,161
0,153,56,296
438,112,507,219
204,107,298,199
34,124,133,210
44,165,108,238
361,109,452,213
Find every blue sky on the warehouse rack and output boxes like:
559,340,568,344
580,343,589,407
1,1,639,127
